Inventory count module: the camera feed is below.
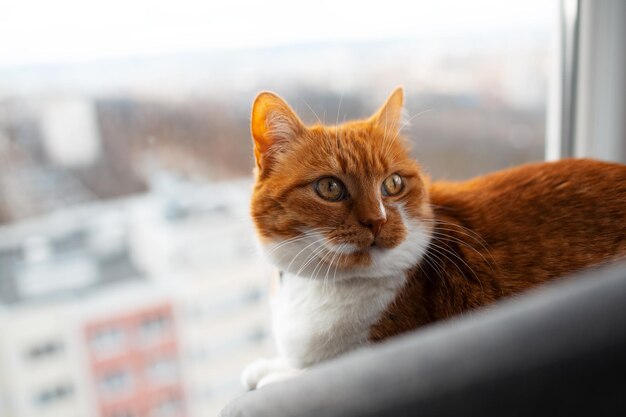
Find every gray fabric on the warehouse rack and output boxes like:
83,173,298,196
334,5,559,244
220,262,626,417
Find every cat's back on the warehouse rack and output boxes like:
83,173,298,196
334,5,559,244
429,159,626,286
432,158,625,203
431,159,626,222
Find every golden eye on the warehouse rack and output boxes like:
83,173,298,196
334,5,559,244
315,177,346,201
382,174,404,196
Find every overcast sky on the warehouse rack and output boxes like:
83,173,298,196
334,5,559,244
0,0,556,69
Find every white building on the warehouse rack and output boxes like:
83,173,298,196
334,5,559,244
0,177,275,417
0,198,171,417
0,302,91,417
129,175,274,417
39,96,102,168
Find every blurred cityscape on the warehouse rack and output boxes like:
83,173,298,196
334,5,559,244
0,176,273,417
0,35,549,224
0,30,550,417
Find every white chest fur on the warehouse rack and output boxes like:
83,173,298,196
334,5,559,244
271,272,407,367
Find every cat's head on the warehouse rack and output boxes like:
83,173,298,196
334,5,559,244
250,88,433,280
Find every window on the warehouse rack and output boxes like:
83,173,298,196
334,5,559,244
34,384,73,406
146,356,179,384
52,230,86,255
140,315,170,343
150,394,183,417
0,1,558,416
0,1,555,225
27,340,63,360
98,370,134,398
90,327,126,356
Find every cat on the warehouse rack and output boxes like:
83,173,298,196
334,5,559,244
241,87,626,390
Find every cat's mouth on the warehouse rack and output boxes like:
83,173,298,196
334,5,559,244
326,234,396,252
322,242,391,269
321,249,373,270
263,222,424,279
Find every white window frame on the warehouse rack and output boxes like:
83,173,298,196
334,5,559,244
547,0,626,163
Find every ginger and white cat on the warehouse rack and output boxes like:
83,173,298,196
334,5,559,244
242,88,626,389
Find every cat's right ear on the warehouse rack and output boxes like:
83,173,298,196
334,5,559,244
251,92,304,174
370,87,405,136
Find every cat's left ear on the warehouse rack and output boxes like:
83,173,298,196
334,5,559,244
251,92,304,174
370,87,405,135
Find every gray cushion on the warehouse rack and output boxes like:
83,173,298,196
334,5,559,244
220,262,626,417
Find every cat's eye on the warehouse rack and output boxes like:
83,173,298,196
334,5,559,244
382,174,404,196
315,177,346,201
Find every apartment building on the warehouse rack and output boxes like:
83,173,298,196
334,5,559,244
0,198,183,417
81,286,184,417
0,177,274,417
129,176,274,417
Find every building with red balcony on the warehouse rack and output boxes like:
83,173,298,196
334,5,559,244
84,302,185,417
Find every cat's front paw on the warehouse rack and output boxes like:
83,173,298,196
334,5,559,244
241,357,303,390
241,358,273,390
256,367,304,388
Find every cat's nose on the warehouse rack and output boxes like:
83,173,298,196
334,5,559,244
359,216,387,237
357,199,387,237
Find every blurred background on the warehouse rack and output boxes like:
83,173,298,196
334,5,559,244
0,1,558,416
